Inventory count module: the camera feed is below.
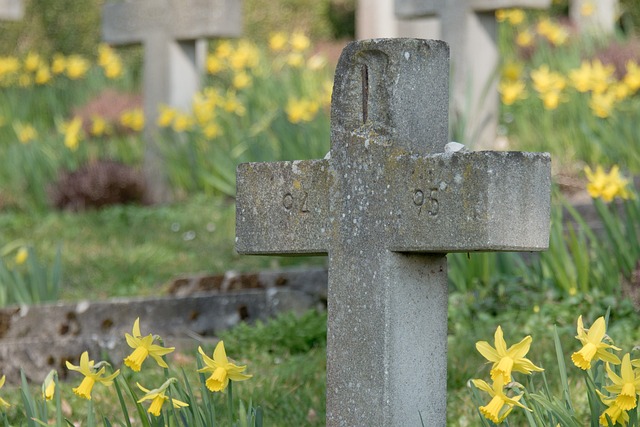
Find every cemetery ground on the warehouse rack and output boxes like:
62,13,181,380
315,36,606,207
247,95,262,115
2,7,640,427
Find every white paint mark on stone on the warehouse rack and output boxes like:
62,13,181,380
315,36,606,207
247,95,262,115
404,51,410,60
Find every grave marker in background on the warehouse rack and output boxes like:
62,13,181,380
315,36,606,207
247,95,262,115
394,0,551,149
236,38,551,425
102,0,241,203
569,0,618,34
0,0,23,20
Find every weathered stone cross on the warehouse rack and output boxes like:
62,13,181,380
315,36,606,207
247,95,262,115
102,0,241,203
0,0,23,20
236,39,550,425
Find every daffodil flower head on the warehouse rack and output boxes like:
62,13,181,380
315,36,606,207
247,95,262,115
472,376,530,424
65,352,120,400
42,370,56,401
124,318,175,372
476,326,544,383
605,353,640,411
598,389,631,426
571,316,621,370
0,375,11,409
198,341,252,392
137,378,189,417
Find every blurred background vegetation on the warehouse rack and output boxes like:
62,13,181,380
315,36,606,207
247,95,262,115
0,0,357,56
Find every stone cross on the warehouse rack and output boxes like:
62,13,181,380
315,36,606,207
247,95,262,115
236,39,551,425
569,0,618,34
358,0,550,149
0,0,23,20
102,0,242,203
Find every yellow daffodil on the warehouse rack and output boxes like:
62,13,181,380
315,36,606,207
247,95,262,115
286,52,305,68
269,32,288,51
65,351,120,400
497,9,524,25
541,90,563,110
90,116,110,137
23,52,42,73
197,341,252,392
120,109,145,132
14,247,28,265
61,116,84,151
502,62,523,82
172,113,194,133
290,32,310,52
51,54,66,75
65,55,90,80
206,55,224,74
612,82,630,101
598,390,630,426
0,375,10,409
0,56,20,78
531,65,565,94
605,353,640,410
232,71,252,90
157,104,177,128
286,98,319,123
136,379,188,417
590,59,615,94
623,61,640,93
35,66,51,85
223,92,246,116
584,165,632,202
97,44,123,79
516,30,534,47
476,326,544,383
499,80,527,105
571,316,621,370
228,40,259,70
42,370,56,401
14,122,37,144
124,318,175,372
589,90,617,118
472,377,530,424
215,41,233,59
569,61,593,92
202,122,222,139
546,25,568,46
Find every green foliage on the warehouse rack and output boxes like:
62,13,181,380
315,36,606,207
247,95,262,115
221,310,327,355
0,243,62,306
0,0,102,56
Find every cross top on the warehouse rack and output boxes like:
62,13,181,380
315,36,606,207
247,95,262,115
102,0,238,45
330,38,449,155
236,39,551,425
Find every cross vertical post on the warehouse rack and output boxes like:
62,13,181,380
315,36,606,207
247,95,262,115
0,0,23,20
102,0,242,203
236,38,551,425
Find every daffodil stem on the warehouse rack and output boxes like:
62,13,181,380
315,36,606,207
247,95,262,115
227,381,234,424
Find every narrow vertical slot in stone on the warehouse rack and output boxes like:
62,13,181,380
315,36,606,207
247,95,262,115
362,64,369,124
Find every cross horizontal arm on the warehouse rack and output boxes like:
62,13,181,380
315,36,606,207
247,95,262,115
236,160,331,256
389,150,551,252
102,0,241,45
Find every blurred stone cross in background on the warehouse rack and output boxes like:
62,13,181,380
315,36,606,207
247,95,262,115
391,0,551,149
101,0,242,203
236,38,551,425
0,0,23,20
569,0,619,34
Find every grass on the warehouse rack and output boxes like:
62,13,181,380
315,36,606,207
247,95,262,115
0,195,326,300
